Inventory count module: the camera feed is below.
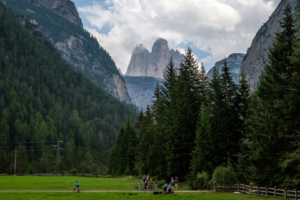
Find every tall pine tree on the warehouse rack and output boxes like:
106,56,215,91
242,3,297,187
165,48,204,179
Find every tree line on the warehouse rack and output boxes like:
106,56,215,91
109,2,300,189
0,2,138,175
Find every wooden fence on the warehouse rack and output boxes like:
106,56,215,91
214,183,299,199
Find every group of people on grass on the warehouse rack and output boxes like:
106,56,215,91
142,175,178,194
143,175,152,190
74,176,179,194
163,176,178,194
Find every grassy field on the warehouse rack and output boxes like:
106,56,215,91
0,192,276,200
0,176,142,190
0,176,275,200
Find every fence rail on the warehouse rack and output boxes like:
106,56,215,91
214,183,299,199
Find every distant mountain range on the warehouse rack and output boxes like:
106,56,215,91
125,39,247,109
207,53,245,84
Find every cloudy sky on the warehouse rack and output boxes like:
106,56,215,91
72,0,281,74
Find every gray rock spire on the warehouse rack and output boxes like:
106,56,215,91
126,38,184,78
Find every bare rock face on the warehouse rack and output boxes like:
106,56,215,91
36,0,83,28
126,44,151,77
124,76,163,109
240,0,296,88
126,38,184,78
207,53,245,84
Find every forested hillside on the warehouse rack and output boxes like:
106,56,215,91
0,2,137,174
109,2,300,189
6,0,132,103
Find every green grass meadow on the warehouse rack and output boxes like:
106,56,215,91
0,176,274,200
0,192,276,200
0,176,190,191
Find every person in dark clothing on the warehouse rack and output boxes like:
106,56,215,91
163,182,168,194
168,184,172,194
170,177,174,190
143,175,146,182
175,176,178,190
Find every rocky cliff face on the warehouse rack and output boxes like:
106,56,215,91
240,0,296,88
124,76,163,109
126,38,185,78
7,0,131,103
207,53,245,84
34,0,83,28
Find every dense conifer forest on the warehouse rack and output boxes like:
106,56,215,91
109,2,300,189
0,2,138,174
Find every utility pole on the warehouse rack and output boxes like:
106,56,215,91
14,148,17,175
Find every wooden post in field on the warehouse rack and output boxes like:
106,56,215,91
284,188,286,199
274,186,277,198
250,185,252,195
295,189,297,200
238,182,240,193
266,186,268,196
243,184,245,194
258,187,260,196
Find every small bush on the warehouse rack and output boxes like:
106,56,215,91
70,169,77,175
192,171,209,190
212,166,236,185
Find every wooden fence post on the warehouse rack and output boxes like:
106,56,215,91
238,182,240,193
243,184,245,194
294,189,297,200
266,186,268,197
250,185,252,195
258,187,260,196
284,188,286,199
274,186,277,198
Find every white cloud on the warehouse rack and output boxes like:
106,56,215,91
78,0,279,73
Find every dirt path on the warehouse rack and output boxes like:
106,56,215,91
0,190,210,193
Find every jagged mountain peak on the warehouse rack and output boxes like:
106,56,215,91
132,44,149,54
35,0,83,28
126,38,184,78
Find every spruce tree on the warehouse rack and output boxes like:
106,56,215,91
220,58,240,167
135,105,154,175
165,48,203,179
151,58,178,178
235,73,250,137
124,118,137,175
243,4,297,186
190,103,213,177
204,67,226,172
